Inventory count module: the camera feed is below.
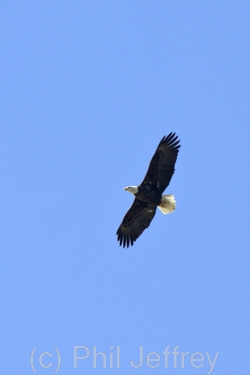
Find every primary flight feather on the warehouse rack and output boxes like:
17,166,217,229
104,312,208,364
116,132,180,248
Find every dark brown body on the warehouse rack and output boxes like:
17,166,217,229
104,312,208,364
136,184,162,206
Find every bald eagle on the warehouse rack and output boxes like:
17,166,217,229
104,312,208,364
116,132,180,247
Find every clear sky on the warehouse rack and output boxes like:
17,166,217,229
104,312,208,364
1,1,250,374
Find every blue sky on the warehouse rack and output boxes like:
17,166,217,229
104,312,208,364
1,1,250,374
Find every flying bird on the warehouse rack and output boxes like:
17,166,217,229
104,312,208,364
116,132,180,247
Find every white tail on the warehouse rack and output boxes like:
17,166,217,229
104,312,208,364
158,194,176,214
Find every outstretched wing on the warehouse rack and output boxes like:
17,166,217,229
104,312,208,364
141,132,180,193
116,198,157,248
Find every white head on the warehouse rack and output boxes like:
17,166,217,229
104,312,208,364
123,186,138,195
